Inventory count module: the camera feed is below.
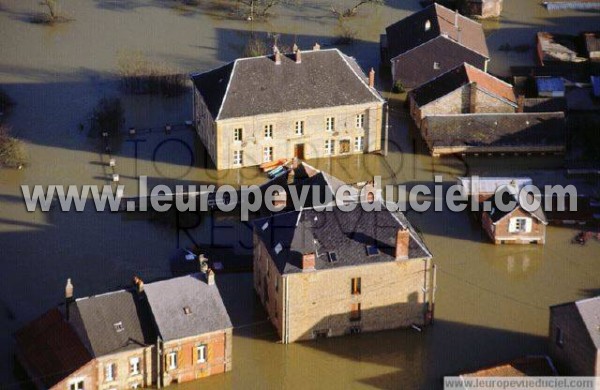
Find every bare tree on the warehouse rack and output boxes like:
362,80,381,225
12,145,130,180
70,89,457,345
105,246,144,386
40,0,58,20
238,0,283,19
331,0,384,18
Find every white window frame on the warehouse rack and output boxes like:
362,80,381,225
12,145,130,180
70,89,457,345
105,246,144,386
129,357,140,376
263,146,273,163
264,124,273,139
326,117,335,132
197,344,207,363
354,136,364,152
295,120,304,136
105,363,115,382
433,62,440,70
167,352,178,370
69,378,85,390
356,114,365,129
233,127,243,142
509,217,531,233
233,150,243,166
324,139,334,155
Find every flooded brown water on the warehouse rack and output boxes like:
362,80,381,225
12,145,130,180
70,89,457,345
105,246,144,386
0,0,599,389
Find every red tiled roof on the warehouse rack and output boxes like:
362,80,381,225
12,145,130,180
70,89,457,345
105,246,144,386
15,308,92,388
464,64,517,104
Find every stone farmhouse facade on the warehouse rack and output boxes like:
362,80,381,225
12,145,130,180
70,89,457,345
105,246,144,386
549,296,600,376
382,3,489,89
191,48,385,170
253,202,435,343
15,272,232,389
409,63,518,128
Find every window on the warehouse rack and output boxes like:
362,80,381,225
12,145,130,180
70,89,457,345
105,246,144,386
69,380,84,390
350,303,361,321
326,117,335,132
130,357,140,375
263,147,273,163
196,344,207,363
233,127,243,142
324,139,334,155
555,327,564,347
233,150,243,165
167,352,178,370
356,114,365,128
351,277,361,295
433,62,440,70
295,120,304,136
105,363,116,382
264,124,273,138
354,136,364,152
509,217,531,233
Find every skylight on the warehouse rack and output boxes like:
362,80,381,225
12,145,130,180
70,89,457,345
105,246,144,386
274,242,283,254
327,252,338,263
113,321,124,332
366,245,379,256
262,221,269,231
183,306,192,315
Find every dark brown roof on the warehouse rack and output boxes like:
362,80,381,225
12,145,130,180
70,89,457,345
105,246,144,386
422,112,566,152
15,309,92,388
191,49,383,120
462,356,558,377
385,3,489,60
410,63,516,107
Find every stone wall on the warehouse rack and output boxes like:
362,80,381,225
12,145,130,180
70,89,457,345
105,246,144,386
96,347,153,389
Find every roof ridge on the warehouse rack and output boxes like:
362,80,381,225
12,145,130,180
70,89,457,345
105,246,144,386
215,59,237,121
335,49,385,103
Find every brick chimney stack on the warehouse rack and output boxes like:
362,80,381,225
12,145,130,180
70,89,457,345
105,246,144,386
469,82,477,113
292,43,298,53
301,252,315,271
369,68,375,88
295,49,302,64
65,278,74,321
395,228,410,259
207,268,215,285
273,46,281,65
455,9,459,27
313,42,320,51
133,275,144,293
517,95,525,113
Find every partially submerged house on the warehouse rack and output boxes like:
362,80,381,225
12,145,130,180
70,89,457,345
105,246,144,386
191,47,385,170
419,112,567,157
409,63,517,127
460,0,503,19
544,0,600,11
15,271,232,389
537,32,586,66
457,177,532,202
253,202,435,343
549,296,600,376
382,3,489,89
482,191,548,244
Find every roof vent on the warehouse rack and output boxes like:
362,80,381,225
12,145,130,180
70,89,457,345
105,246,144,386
183,306,192,315
274,242,283,254
113,322,124,333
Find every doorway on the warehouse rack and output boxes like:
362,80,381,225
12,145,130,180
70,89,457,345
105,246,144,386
294,143,305,159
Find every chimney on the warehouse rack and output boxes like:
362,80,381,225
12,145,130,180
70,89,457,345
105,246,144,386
395,228,410,259
301,252,316,271
295,49,302,64
273,46,281,65
469,82,477,113
369,68,375,88
207,268,215,285
455,9,459,28
65,278,74,321
313,42,320,51
133,275,144,293
292,43,298,53
516,94,525,113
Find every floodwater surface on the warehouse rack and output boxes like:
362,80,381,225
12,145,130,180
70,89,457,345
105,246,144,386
0,0,599,389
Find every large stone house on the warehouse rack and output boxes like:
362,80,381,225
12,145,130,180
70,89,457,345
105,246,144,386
252,202,435,343
408,63,518,127
482,191,548,245
191,48,385,170
15,271,232,389
382,3,489,89
549,296,600,376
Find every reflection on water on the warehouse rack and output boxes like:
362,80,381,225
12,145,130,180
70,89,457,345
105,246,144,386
0,0,599,388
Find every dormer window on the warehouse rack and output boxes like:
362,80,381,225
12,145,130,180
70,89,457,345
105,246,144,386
433,62,440,70
425,20,431,31
183,306,192,315
113,322,124,332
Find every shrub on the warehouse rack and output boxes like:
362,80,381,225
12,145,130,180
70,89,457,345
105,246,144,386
91,98,125,136
392,80,405,93
0,125,27,168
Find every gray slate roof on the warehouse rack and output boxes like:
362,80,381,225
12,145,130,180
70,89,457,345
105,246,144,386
144,273,232,341
253,202,432,275
191,49,383,120
551,296,600,350
71,290,157,357
423,112,566,150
